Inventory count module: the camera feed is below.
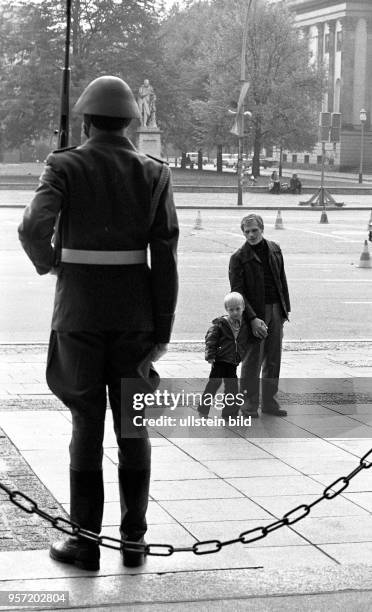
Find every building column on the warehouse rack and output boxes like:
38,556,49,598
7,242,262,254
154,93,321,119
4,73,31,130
327,21,336,112
352,18,368,125
366,18,372,122
340,16,356,126
317,22,324,65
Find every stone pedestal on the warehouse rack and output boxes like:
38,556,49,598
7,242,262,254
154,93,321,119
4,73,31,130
136,127,162,157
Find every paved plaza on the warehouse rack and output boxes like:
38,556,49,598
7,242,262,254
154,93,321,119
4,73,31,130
0,343,372,609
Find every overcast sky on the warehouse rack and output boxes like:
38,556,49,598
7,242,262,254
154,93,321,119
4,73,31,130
162,0,186,9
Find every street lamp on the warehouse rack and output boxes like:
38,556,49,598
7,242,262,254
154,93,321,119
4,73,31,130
359,108,367,184
57,0,72,149
228,108,252,206
229,0,253,206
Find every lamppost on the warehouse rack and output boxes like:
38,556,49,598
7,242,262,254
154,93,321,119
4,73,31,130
57,0,72,149
300,111,343,207
359,108,367,184
228,108,252,206
278,145,283,178
228,0,253,206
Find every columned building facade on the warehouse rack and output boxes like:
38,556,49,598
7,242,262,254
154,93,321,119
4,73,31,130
282,0,372,170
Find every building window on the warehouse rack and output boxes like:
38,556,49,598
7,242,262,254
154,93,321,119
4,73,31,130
317,155,322,164
282,153,287,162
292,154,297,163
324,33,330,53
336,30,342,51
304,155,310,164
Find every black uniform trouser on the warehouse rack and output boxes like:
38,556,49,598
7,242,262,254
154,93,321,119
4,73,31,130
199,361,239,418
46,330,155,540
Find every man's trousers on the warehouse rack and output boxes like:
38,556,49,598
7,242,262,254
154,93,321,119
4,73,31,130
46,330,154,540
240,303,284,412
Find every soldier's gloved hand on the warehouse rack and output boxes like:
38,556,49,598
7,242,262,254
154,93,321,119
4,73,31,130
149,343,169,362
251,318,268,340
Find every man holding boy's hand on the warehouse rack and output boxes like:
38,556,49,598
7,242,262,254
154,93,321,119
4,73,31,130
229,214,290,418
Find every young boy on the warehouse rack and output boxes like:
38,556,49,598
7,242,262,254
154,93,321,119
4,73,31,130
198,292,249,419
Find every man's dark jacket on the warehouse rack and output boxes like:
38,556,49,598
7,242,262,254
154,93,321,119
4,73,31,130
18,134,179,343
205,316,249,365
229,239,290,333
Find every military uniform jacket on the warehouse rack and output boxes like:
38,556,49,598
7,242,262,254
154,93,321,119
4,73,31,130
18,134,179,343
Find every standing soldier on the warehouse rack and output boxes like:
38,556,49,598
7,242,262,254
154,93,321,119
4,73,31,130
18,76,179,571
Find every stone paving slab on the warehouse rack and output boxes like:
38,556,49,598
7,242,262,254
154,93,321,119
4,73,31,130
226,474,325,497
309,470,372,492
1,564,372,610
62,592,372,612
198,458,300,478
251,493,370,519
0,429,68,552
292,515,372,544
183,519,307,548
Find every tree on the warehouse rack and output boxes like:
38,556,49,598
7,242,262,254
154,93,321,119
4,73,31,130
242,1,324,175
0,1,165,149
158,1,212,157
0,2,62,149
160,0,325,174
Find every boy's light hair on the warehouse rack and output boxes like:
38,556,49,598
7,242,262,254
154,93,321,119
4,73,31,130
224,292,245,309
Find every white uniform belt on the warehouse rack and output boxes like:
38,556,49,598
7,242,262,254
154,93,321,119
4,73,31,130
61,248,147,265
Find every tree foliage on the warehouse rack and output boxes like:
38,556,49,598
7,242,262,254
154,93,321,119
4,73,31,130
0,0,164,149
164,0,324,172
157,1,212,153
0,0,324,165
0,2,62,148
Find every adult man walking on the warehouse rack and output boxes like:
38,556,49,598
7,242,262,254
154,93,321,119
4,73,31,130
18,76,179,570
229,214,290,418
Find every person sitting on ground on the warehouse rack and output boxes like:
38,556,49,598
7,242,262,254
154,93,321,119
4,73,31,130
269,170,281,194
197,292,249,419
290,173,302,194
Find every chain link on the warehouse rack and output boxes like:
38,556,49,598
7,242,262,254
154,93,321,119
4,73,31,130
239,526,266,544
1,446,371,556
283,504,310,525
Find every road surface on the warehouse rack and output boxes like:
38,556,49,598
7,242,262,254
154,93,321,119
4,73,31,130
1,204,371,343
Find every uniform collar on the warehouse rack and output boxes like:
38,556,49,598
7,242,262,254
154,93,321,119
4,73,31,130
86,133,136,150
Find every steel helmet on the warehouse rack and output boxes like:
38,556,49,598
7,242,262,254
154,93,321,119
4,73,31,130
73,76,140,119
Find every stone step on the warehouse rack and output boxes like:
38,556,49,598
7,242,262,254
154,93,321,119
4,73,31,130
0,553,371,609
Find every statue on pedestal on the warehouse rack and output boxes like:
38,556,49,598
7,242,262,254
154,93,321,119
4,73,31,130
138,79,157,128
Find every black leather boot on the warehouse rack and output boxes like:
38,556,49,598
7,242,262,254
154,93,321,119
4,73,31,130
118,467,150,567
121,535,147,568
49,536,100,571
49,469,104,571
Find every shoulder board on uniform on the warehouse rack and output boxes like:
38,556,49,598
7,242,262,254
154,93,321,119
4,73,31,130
146,153,169,165
52,145,78,154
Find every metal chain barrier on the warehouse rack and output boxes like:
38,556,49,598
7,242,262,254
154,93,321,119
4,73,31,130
1,448,371,556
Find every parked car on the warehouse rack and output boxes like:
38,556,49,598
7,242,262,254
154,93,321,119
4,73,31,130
213,153,239,168
186,152,209,166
